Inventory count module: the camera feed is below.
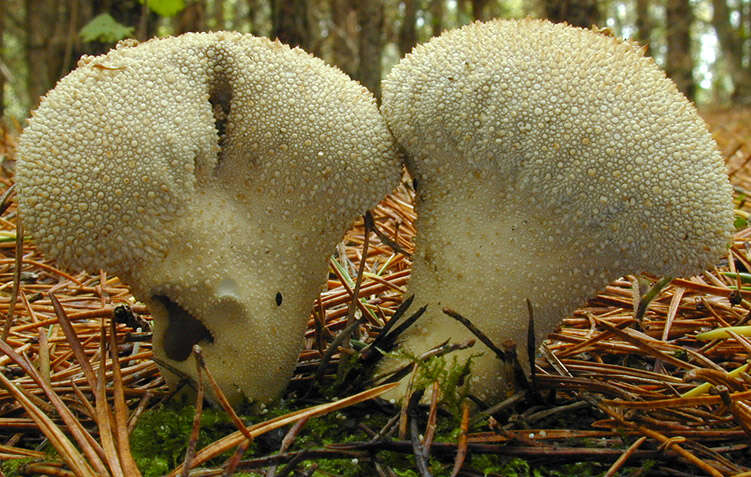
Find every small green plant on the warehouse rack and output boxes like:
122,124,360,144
79,14,134,43
130,402,235,476
1,457,37,477
391,348,479,421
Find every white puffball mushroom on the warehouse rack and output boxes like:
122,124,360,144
379,19,734,402
17,32,401,404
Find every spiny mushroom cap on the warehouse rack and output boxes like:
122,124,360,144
380,19,733,401
18,31,401,403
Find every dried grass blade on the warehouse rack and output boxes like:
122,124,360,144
598,404,723,477
21,463,77,477
671,277,746,299
193,345,254,444
38,326,50,385
181,346,205,477
0,443,45,459
0,369,97,477
1,216,22,341
422,381,439,454
0,338,108,475
168,382,398,476
127,392,153,435
717,385,751,438
49,292,97,389
70,379,110,462
24,258,84,285
449,401,470,477
605,389,751,408
682,362,749,398
328,256,377,323
594,318,695,370
661,287,684,341
345,216,370,332
221,439,251,476
108,320,142,476
604,436,647,477
96,324,124,477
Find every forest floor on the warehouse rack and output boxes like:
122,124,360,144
0,107,750,476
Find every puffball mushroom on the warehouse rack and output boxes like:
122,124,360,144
17,32,401,404
380,19,734,401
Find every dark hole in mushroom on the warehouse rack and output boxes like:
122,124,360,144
275,291,283,306
209,78,233,175
154,295,213,362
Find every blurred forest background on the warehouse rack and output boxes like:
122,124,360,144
0,0,750,124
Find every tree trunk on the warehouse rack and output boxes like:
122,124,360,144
307,0,323,57
635,0,652,54
471,0,490,20
136,1,150,41
25,0,67,108
665,0,695,101
213,0,225,29
246,0,261,35
357,0,383,100
430,0,443,36
330,0,357,77
399,0,417,55
456,0,469,24
271,0,310,50
711,0,751,102
174,0,206,34
543,0,601,28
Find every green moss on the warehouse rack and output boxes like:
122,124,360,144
392,468,420,477
1,457,36,477
130,402,236,476
390,348,479,422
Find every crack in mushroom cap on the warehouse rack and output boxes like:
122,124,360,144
18,31,401,403
380,19,734,402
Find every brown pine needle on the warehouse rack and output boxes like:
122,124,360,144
0,369,98,477
181,345,205,477
603,436,647,477
4,118,751,476
422,381,439,454
449,401,470,477
168,382,398,475
0,338,108,475
1,215,22,340
49,292,98,389
95,324,123,477
107,319,141,476
193,345,255,444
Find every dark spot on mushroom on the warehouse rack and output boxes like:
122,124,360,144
154,295,213,361
275,292,283,306
209,77,233,175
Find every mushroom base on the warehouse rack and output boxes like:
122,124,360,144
378,193,639,404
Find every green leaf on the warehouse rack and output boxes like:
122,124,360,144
79,13,134,43
141,0,185,17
